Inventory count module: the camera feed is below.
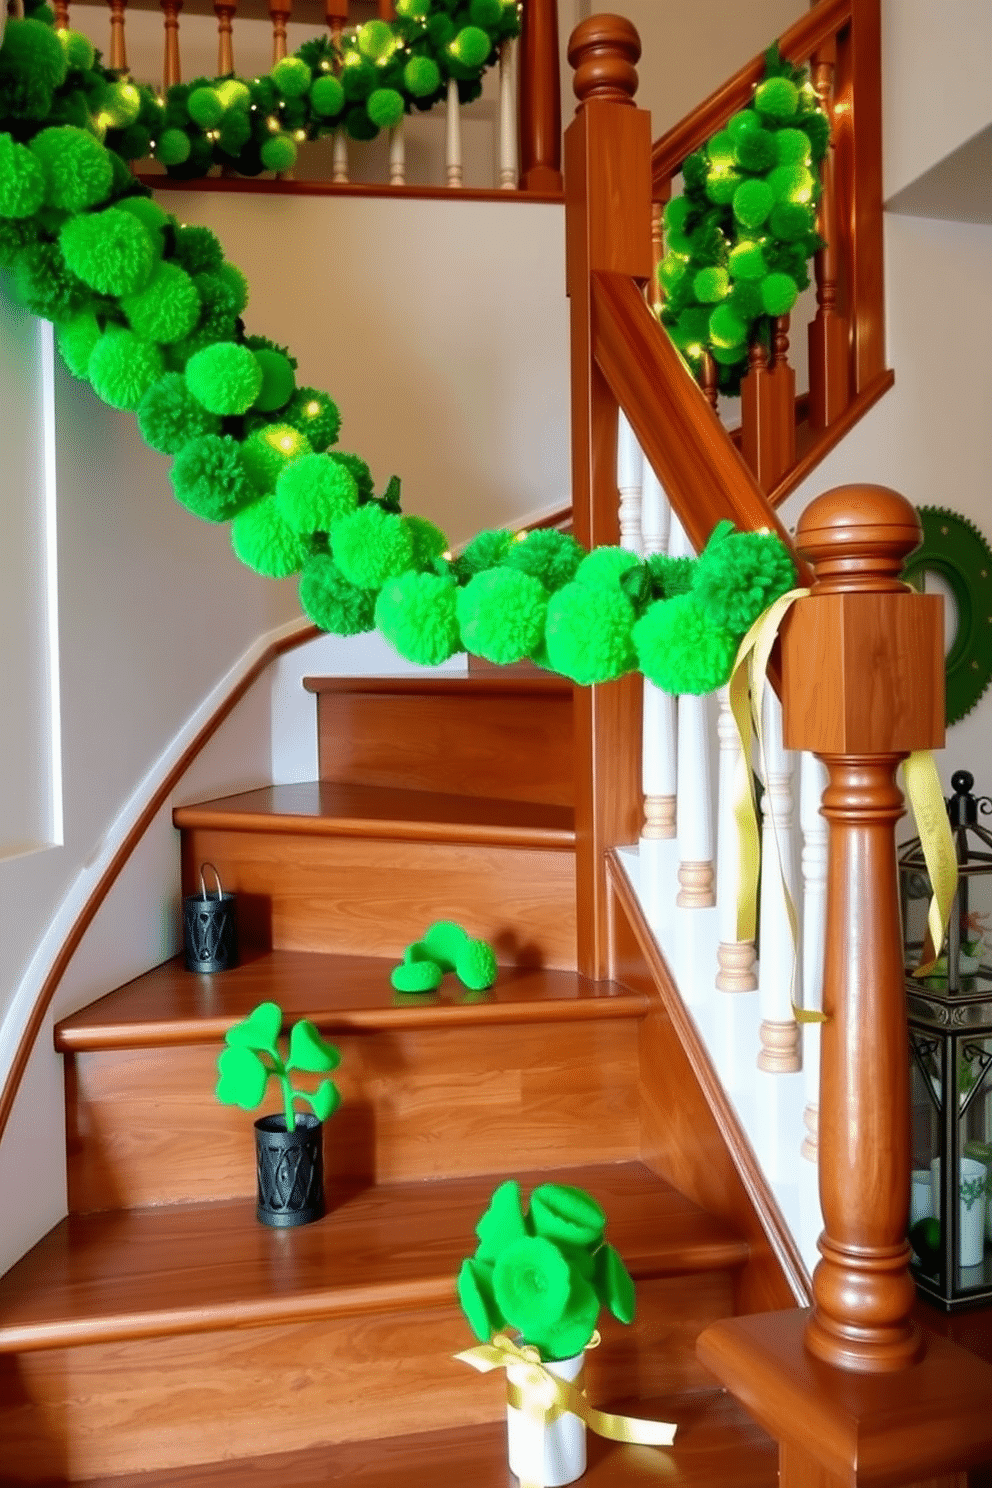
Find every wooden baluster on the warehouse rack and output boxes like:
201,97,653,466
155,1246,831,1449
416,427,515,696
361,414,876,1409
715,684,757,992
519,0,561,192
269,0,290,63
808,41,852,430
376,0,393,15
53,0,69,29
800,750,828,1161
565,14,651,977
215,0,235,75
700,349,718,412
388,116,405,186
756,687,800,1074
161,0,182,89
741,319,794,493
616,412,643,556
445,76,463,188
641,465,676,849
325,0,345,52
770,315,796,470
108,0,128,72
498,37,518,190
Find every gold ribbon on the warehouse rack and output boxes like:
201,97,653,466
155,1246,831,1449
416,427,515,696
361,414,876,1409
904,749,958,977
455,1332,676,1488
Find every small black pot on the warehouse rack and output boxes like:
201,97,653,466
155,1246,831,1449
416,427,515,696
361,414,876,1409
254,1113,324,1228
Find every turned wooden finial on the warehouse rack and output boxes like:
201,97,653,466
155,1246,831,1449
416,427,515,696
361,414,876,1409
796,483,923,595
568,14,640,107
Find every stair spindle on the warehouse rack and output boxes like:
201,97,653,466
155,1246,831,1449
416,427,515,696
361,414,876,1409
498,38,518,189
700,349,718,412
519,0,562,192
756,687,801,1073
388,116,405,185
715,685,757,992
325,0,345,56
268,0,290,62
808,41,852,430
799,750,828,1160
108,0,127,72
445,76,463,187
376,0,393,16
53,0,68,28
615,412,643,555
639,462,676,848
741,320,794,494
648,197,664,314
161,0,182,90
669,516,714,909
332,128,348,183
215,0,235,76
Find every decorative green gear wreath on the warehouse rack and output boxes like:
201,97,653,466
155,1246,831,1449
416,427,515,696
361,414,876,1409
902,506,992,726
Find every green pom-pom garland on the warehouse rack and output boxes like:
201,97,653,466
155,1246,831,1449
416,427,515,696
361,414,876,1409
275,452,357,533
171,432,256,522
456,568,548,665
122,260,200,344
59,206,157,294
87,327,165,410
544,583,636,685
0,133,46,217
185,340,262,415
331,504,414,589
375,569,461,666
137,372,221,454
252,348,295,412
298,553,375,635
232,496,309,577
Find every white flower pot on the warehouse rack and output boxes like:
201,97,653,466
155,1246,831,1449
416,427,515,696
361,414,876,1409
506,1349,586,1488
931,1156,988,1269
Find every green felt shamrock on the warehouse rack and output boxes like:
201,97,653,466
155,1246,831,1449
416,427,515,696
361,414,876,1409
390,921,498,997
215,999,341,1133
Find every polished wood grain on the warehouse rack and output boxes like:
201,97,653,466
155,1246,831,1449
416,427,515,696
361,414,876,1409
306,677,574,807
608,854,809,1314
740,330,796,496
769,368,894,509
808,41,852,432
139,174,565,204
836,0,886,394
519,0,562,192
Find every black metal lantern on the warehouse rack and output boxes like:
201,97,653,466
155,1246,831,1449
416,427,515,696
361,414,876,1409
901,770,992,1308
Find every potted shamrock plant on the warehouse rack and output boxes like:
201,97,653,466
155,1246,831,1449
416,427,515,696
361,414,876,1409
215,1000,341,1228
457,1179,637,1487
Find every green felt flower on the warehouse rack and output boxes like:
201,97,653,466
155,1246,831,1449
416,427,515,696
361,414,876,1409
475,1179,528,1260
529,1184,606,1248
458,1257,504,1343
594,1242,636,1324
524,1274,600,1360
422,920,469,973
390,958,443,993
455,938,498,992
493,1236,572,1333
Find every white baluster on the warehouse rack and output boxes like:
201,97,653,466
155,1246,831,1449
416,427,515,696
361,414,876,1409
616,412,644,556
716,685,758,991
640,463,675,858
799,750,828,1158
670,515,714,909
446,76,463,188
756,688,801,1072
498,37,517,189
640,463,669,558
389,115,406,186
332,128,349,183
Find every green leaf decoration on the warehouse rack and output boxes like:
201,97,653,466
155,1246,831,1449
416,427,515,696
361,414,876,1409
306,1077,341,1122
492,1236,572,1334
224,1000,282,1057
475,1179,528,1260
215,1044,270,1110
422,919,469,973
529,1183,606,1248
457,1257,504,1343
391,958,443,993
523,1275,601,1361
594,1242,636,1324
287,1018,341,1073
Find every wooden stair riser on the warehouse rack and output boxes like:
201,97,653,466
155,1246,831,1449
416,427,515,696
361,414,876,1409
66,1018,641,1211
1,1272,736,1481
310,683,574,809
179,828,576,968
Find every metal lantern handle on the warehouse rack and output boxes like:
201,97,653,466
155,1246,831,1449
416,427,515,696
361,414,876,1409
198,862,225,901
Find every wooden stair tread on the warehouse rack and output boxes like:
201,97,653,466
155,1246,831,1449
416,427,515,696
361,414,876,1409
54,951,649,1051
65,1390,776,1486
173,782,574,847
0,1162,751,1352
303,673,573,697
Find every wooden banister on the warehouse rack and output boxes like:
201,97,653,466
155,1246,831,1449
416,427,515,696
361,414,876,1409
215,0,235,75
108,0,127,71
161,0,182,88
519,0,562,192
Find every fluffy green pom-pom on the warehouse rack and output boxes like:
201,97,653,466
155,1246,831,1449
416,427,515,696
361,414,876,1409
310,74,344,117
504,529,584,591
760,270,798,315
122,261,200,345
768,162,815,204
732,178,774,229
195,262,249,326
87,329,165,411
633,594,737,694
272,55,312,97
156,127,192,166
693,265,729,303
60,207,156,295
769,200,815,243
450,24,491,67
727,108,760,141
456,568,548,664
646,552,695,599
241,423,312,491
455,938,498,991
754,75,799,120
59,27,95,70
55,310,100,379
282,386,340,451
458,528,514,575
251,349,295,412
575,546,641,590
331,504,414,589
185,341,263,415
544,583,636,684
709,303,747,349
375,570,462,666
260,134,297,172
329,450,373,502
0,133,45,217
299,553,375,634
0,18,68,91
733,126,776,173
705,168,742,206
114,195,169,241
137,372,220,454
706,129,735,169
275,451,357,533
728,278,763,321
99,79,142,127
404,56,440,97
670,305,710,352
404,515,448,570
171,433,256,522
232,496,308,576
187,86,223,128
775,126,811,166
470,0,503,23
367,87,404,129
172,224,224,276
728,239,767,281
693,529,795,633
658,254,688,293
357,18,394,61
30,125,113,212
215,77,251,111
14,240,88,318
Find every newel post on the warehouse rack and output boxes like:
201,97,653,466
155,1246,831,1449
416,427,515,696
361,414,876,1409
781,486,944,1372
564,15,652,978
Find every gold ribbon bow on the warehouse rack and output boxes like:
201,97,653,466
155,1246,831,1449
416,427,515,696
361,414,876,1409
455,1332,676,1488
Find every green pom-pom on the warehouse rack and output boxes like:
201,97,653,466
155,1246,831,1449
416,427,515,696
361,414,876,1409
172,223,223,275
215,77,251,111
801,110,830,163
59,27,95,70
30,125,113,212
186,341,263,416
14,240,88,318
504,529,584,591
0,133,45,217
767,162,815,204
458,528,514,575
137,372,220,454
331,504,414,589
122,261,200,345
456,568,548,665
692,265,729,303
693,529,795,633
427,12,455,46
645,552,695,599
272,55,312,97
114,195,169,241
423,920,468,972
0,18,67,91
754,75,799,120
241,423,312,491
726,108,760,141
470,0,503,24
374,570,462,666
156,127,192,166
658,254,688,294
282,386,340,452
367,87,404,130
633,594,737,694
396,0,431,15
706,129,735,169
55,310,100,379
261,134,297,172
455,938,497,991
299,553,375,634
728,240,767,281
575,546,641,590
732,178,774,229
87,328,164,411
530,1183,605,1247
391,959,443,993
357,18,395,61
733,126,776,172
329,450,373,503
217,108,251,155
728,278,763,322
760,270,798,315
709,303,747,349
99,79,142,127
670,305,710,352
404,515,448,570
310,74,344,117
769,200,815,243
275,452,357,533
705,168,742,206
60,207,156,295
544,584,636,684
775,126,811,166
251,349,295,412
450,24,491,68
403,56,440,98
232,496,308,576
187,86,223,128
0,217,39,268
171,433,256,521
195,262,249,325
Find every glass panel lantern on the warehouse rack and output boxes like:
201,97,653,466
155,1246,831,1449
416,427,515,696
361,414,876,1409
901,770,992,1308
